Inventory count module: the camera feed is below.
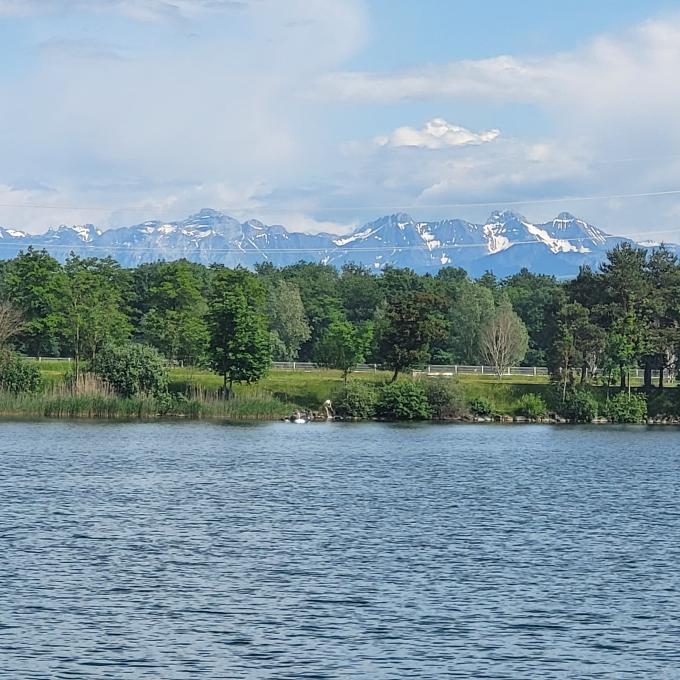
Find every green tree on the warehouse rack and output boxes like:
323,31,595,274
60,254,131,376
378,291,447,382
267,279,311,360
502,268,559,365
445,279,495,364
136,260,209,364
207,267,271,393
91,342,168,398
281,262,342,359
0,248,66,356
338,264,384,323
643,247,680,388
314,317,373,382
599,243,650,388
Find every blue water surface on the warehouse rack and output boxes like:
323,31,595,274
1,421,679,678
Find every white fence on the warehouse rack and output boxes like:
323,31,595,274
421,364,549,377
27,358,675,381
272,361,548,376
272,361,382,373
273,361,674,381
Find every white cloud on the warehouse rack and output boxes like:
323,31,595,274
0,0,248,20
318,18,680,112
375,118,500,149
0,0,368,232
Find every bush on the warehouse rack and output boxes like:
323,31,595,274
91,343,169,398
469,396,495,417
424,378,467,419
646,390,679,419
334,381,377,419
0,350,42,394
605,392,647,423
558,388,598,423
515,393,547,419
375,380,431,420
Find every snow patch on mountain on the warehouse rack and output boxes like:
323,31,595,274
0,208,667,278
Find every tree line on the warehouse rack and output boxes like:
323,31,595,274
1,243,679,392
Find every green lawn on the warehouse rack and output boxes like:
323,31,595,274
169,366,390,410
27,359,678,418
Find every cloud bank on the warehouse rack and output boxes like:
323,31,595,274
1,6,680,241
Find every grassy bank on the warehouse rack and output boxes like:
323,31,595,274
12,360,679,422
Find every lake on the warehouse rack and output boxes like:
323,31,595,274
1,421,680,678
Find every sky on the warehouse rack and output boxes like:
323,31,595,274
2,0,680,239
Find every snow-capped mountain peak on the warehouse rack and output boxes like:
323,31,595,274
0,209,669,278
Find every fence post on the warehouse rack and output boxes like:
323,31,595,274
292,361,296,371
455,365,458,374
480,365,484,375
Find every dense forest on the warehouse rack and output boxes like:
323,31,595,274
0,243,679,393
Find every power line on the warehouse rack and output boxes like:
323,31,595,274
2,188,680,216
0,232,671,255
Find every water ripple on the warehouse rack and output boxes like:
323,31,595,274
1,421,680,677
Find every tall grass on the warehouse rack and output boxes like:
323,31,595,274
0,373,295,421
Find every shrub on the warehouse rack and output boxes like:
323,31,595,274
605,392,647,423
645,390,678,419
334,381,377,419
515,393,547,419
424,378,467,419
559,388,598,423
0,350,42,394
469,396,495,417
375,380,431,420
91,343,169,398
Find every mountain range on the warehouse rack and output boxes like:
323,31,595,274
0,208,670,277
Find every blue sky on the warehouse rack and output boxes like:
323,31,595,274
2,0,680,239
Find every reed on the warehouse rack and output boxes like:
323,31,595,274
0,374,294,421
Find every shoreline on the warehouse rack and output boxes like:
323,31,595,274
1,410,677,426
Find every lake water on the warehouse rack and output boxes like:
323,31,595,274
1,421,680,678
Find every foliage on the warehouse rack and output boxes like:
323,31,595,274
314,318,373,381
3,239,680,403
378,290,447,381
0,350,42,394
438,276,495,364
0,248,66,356
468,396,495,417
135,260,209,364
605,392,648,423
558,387,599,423
375,380,431,420
60,255,132,374
515,393,548,419
91,343,169,398
267,279,311,360
502,268,559,365
479,297,529,378
423,378,467,419
334,381,378,419
207,268,271,392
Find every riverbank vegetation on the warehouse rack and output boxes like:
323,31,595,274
1,242,680,423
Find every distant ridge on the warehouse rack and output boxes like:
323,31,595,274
0,208,669,277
